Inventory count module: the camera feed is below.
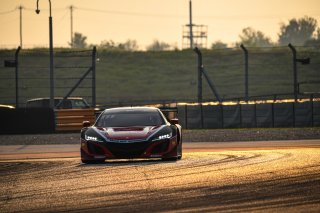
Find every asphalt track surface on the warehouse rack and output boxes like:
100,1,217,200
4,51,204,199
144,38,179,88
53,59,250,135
1,140,320,212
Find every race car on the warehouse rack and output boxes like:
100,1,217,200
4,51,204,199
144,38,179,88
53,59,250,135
80,107,182,163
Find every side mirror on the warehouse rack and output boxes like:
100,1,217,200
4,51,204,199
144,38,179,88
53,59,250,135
82,121,91,128
170,118,179,125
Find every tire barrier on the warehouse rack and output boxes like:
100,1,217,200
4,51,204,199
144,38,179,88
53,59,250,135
273,103,294,127
240,104,256,128
223,105,241,128
202,105,223,129
0,108,95,134
256,104,273,128
294,102,312,127
0,108,55,134
178,101,320,129
55,109,95,132
314,101,320,127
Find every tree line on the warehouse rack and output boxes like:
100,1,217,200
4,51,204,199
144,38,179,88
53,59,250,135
71,34,173,51
213,16,320,49
71,16,320,51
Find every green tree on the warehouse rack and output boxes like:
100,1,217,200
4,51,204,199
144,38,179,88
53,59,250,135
99,39,139,51
238,27,272,47
146,40,171,51
99,40,117,50
118,39,139,51
70,32,87,48
305,28,320,46
278,16,318,45
211,40,228,49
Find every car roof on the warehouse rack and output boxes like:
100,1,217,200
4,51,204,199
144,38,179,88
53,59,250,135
103,107,160,113
0,104,15,109
27,97,85,101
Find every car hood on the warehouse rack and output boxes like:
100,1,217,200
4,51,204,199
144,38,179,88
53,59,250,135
95,126,163,140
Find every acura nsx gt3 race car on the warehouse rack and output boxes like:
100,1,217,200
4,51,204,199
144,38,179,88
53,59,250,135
80,107,182,163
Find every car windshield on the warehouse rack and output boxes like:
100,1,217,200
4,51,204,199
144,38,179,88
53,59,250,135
72,100,90,109
96,111,165,127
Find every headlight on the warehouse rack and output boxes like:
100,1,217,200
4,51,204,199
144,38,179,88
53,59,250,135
152,132,172,141
85,134,104,142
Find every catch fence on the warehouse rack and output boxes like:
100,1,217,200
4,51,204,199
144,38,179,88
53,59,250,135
0,47,96,107
0,44,319,108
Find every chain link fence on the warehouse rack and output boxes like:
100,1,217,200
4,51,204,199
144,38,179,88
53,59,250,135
0,45,319,108
0,48,95,107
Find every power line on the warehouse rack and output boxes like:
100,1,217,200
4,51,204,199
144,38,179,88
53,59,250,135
0,8,17,15
0,6,24,48
23,7,65,12
4,5,318,20
58,9,69,21
196,14,320,20
67,6,320,20
76,7,185,18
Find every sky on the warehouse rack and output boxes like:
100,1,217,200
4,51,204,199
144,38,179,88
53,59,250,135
0,0,320,49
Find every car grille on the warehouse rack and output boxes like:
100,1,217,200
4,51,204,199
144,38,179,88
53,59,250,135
105,141,151,158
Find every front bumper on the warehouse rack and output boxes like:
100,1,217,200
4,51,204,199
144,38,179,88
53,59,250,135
80,136,179,160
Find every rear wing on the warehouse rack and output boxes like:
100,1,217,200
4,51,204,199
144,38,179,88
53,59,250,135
159,107,178,120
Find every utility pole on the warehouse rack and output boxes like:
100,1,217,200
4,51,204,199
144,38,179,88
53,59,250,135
189,0,193,48
18,5,23,48
69,5,74,48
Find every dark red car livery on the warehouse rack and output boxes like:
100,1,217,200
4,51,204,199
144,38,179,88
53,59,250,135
80,107,182,163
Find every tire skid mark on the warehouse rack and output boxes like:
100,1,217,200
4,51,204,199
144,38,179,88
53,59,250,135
1,149,319,213
2,152,285,192
7,152,280,200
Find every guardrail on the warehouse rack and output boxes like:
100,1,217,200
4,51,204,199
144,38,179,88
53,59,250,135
55,109,95,132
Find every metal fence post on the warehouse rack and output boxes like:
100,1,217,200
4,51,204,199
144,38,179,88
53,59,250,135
92,46,97,108
194,47,222,103
288,43,298,102
194,47,203,103
288,43,310,101
15,46,21,108
56,66,94,108
240,44,249,101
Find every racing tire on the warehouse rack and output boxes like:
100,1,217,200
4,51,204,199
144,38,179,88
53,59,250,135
161,157,178,161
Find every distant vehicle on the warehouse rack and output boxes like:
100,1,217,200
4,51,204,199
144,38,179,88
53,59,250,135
26,97,90,109
80,107,182,164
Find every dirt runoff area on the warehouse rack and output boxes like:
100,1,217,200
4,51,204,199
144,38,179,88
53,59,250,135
0,128,319,145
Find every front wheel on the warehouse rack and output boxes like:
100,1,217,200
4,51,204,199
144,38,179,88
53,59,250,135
161,156,181,161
